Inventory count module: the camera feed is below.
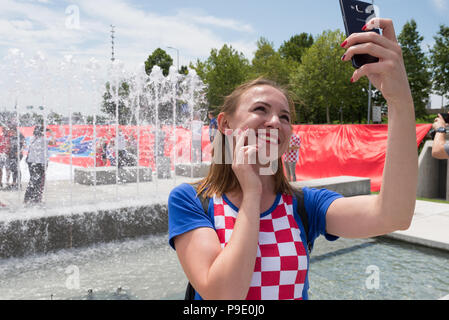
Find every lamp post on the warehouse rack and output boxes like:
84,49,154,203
167,46,179,72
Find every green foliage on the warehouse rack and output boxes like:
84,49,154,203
398,19,432,119
289,30,368,124
144,48,173,77
179,65,189,75
191,44,251,113
251,37,292,86
47,111,63,125
101,81,135,125
279,33,314,64
415,113,437,124
178,20,447,125
430,25,449,101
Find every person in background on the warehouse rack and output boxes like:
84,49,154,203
6,125,25,190
208,111,218,143
106,139,116,166
116,131,127,168
24,125,48,204
95,138,108,167
283,133,301,182
126,135,138,167
431,113,449,159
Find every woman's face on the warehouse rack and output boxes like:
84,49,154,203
220,85,293,159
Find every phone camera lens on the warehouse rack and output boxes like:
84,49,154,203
355,5,364,13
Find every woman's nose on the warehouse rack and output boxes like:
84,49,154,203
265,114,281,128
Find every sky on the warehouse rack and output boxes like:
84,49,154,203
0,0,448,110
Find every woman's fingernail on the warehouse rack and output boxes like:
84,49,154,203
362,24,368,31
350,77,355,83
340,40,348,48
341,54,346,61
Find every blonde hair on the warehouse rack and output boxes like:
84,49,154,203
195,77,295,198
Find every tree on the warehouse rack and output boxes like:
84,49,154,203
398,19,432,119
144,48,173,77
430,24,449,107
289,30,368,124
179,65,189,75
191,44,251,112
47,111,63,125
279,33,314,64
101,80,135,125
251,37,291,86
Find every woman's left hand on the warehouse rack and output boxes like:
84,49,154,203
341,18,412,106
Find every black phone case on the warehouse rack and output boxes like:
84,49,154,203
441,113,449,123
339,0,380,69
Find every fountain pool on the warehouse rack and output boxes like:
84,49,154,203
0,234,447,300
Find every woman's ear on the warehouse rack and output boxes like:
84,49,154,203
217,113,230,133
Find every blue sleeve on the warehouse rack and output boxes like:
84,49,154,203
303,187,343,243
168,183,214,250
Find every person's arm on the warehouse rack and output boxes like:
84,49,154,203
431,114,449,159
327,18,417,238
174,128,262,300
175,193,260,300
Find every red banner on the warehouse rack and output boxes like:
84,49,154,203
290,124,431,192
19,124,431,192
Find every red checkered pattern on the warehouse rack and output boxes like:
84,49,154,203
283,134,301,163
213,194,308,300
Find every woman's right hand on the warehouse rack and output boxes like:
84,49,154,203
231,128,262,196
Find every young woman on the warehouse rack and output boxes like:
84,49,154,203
168,18,418,300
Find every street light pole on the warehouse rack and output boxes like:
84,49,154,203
167,46,179,72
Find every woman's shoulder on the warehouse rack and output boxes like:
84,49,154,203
170,182,195,192
169,183,200,201
301,187,343,214
302,186,343,201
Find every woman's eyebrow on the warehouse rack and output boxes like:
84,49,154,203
254,101,290,115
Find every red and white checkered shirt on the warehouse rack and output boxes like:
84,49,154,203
283,134,301,163
213,194,308,300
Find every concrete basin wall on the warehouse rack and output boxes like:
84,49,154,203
0,204,167,259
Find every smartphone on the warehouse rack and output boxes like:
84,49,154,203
440,113,449,123
339,0,381,69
